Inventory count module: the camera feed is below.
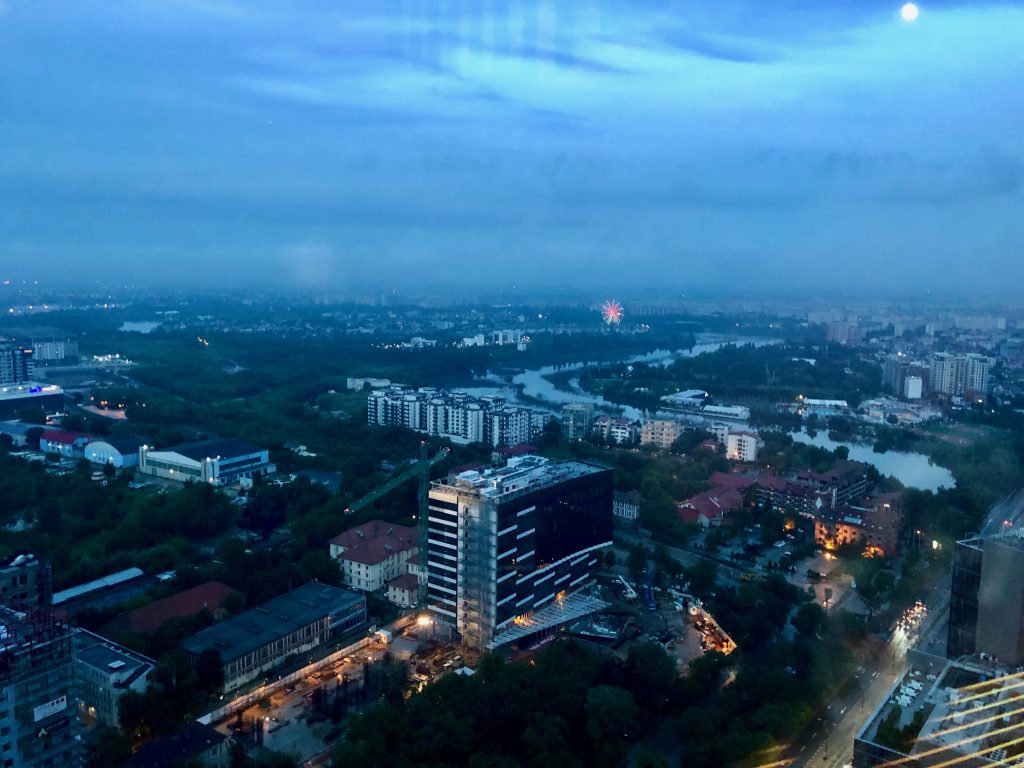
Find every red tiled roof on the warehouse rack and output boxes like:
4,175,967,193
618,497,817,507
127,581,238,634
708,472,757,491
330,520,418,566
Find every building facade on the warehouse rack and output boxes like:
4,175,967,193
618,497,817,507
183,582,365,692
426,456,613,650
0,606,80,767
73,629,154,728
84,435,147,469
813,493,902,557
930,352,993,398
0,343,34,386
640,419,684,450
138,439,275,487
0,384,63,420
368,386,540,447
560,403,594,441
613,490,642,522
725,431,759,462
0,554,51,610
329,521,418,592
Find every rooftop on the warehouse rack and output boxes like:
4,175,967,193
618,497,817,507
330,520,418,565
90,434,149,454
52,567,145,606
182,582,363,663
129,722,227,768
75,630,154,685
0,383,63,401
165,438,266,462
433,455,606,500
124,581,238,635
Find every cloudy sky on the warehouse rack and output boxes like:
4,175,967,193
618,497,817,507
0,0,1021,296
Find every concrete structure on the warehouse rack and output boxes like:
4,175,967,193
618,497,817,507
346,377,391,391
0,383,63,420
39,429,96,458
0,553,51,609
368,386,541,447
725,431,759,462
947,531,1024,665
0,604,80,767
903,375,923,400
814,492,902,557
854,659,1024,767
29,336,78,367
426,455,613,650
182,582,365,692
930,352,993,398
329,520,418,592
640,419,684,450
138,438,275,487
129,722,227,768
51,567,146,610
613,490,642,522
0,421,46,448
560,402,594,441
73,629,154,728
0,343,34,385
84,435,148,469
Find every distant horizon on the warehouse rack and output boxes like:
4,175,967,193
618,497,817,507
1,0,1021,296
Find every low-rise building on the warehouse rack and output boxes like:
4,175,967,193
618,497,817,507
386,574,420,608
677,473,756,528
138,438,275,487
112,581,238,636
814,492,902,556
0,420,47,447
73,629,154,728
84,435,148,469
39,429,96,458
754,461,871,517
128,722,228,768
593,415,639,444
182,582,366,693
329,520,418,592
640,419,684,449
0,552,51,608
613,490,642,522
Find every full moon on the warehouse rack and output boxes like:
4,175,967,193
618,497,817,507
901,2,920,21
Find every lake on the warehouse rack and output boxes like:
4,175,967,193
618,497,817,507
790,430,955,492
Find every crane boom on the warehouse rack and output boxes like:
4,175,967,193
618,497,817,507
343,445,450,515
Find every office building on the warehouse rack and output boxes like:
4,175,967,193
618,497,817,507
0,343,34,385
73,629,154,728
0,603,80,767
0,553,51,610
329,520,418,592
0,384,63,420
138,438,275,487
561,403,595,441
640,419,684,450
183,582,365,692
29,336,78,367
854,658,1024,767
947,531,1024,665
426,455,613,650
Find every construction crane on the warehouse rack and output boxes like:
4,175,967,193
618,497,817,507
343,443,450,517
343,443,450,607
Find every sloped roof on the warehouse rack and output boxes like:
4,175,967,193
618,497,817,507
127,581,238,635
330,520,418,566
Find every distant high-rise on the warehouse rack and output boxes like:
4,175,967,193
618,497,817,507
929,353,992,398
0,342,34,385
560,402,594,441
427,455,613,650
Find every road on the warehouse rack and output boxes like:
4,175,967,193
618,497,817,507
781,487,1024,768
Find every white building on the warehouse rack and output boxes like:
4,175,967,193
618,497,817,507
329,520,418,592
725,431,759,462
137,439,275,487
903,375,923,401
84,435,147,469
613,490,642,522
930,353,993,397
74,630,154,728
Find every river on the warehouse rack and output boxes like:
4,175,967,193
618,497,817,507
790,430,954,492
463,334,778,420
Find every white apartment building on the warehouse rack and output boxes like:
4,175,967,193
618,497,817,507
930,353,993,397
726,431,759,462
